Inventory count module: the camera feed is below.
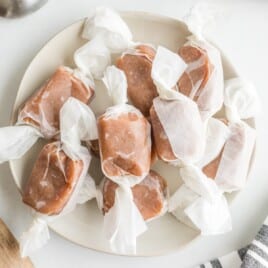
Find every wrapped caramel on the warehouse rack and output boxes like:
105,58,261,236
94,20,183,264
20,97,98,256
97,66,151,254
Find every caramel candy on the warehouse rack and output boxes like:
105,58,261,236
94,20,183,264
202,149,224,179
102,170,167,220
202,119,228,179
19,67,94,139
87,137,157,164
86,139,100,158
150,105,176,162
23,142,83,215
117,45,158,116
150,136,158,165
98,107,151,179
177,45,212,100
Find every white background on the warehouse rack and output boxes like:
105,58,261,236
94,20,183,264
1,0,268,267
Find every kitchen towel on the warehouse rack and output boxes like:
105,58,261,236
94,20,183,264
198,215,268,268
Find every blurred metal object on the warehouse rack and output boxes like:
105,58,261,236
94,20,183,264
0,0,47,18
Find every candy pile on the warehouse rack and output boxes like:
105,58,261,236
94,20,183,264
0,7,259,256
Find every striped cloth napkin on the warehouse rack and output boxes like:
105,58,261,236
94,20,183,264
198,216,268,268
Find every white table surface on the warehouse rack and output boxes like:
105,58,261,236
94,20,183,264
1,0,268,267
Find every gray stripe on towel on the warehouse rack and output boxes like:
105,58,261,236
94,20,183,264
250,243,268,260
238,245,250,261
256,224,268,247
210,259,222,268
241,253,266,268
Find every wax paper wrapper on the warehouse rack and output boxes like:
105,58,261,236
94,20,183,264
178,36,224,121
103,183,147,254
97,170,168,224
163,5,258,235
82,7,133,52
211,78,258,192
74,7,135,80
179,4,224,121
20,97,98,257
198,78,258,192
120,44,156,61
98,66,149,254
197,117,230,168
224,78,260,123
0,66,94,164
168,78,259,232
169,165,232,235
96,176,167,254
151,46,206,165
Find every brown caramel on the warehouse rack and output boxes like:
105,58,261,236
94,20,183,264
103,170,167,220
117,45,158,116
23,142,83,215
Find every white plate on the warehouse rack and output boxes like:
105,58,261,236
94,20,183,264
9,11,250,256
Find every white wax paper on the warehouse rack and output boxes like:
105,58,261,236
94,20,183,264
103,66,128,105
152,46,187,100
180,165,221,202
169,166,231,235
151,46,205,165
20,216,50,257
82,7,133,52
190,77,258,194
67,66,95,92
0,125,42,164
101,66,144,124
183,3,221,40
100,67,149,254
74,7,134,80
121,44,156,62
17,66,94,139
76,174,97,205
214,121,256,192
74,36,111,80
153,97,205,165
179,3,225,120
20,98,97,257
224,78,260,123
60,97,98,159
103,184,147,254
197,118,230,168
203,78,259,192
182,36,224,121
185,192,231,235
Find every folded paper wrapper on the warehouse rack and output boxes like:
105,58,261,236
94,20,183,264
0,66,95,164
74,7,136,80
212,78,258,192
169,77,258,234
20,98,98,257
151,46,206,166
18,66,94,139
177,35,224,121
101,170,168,221
82,7,133,53
169,170,232,235
97,66,153,254
97,170,168,254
